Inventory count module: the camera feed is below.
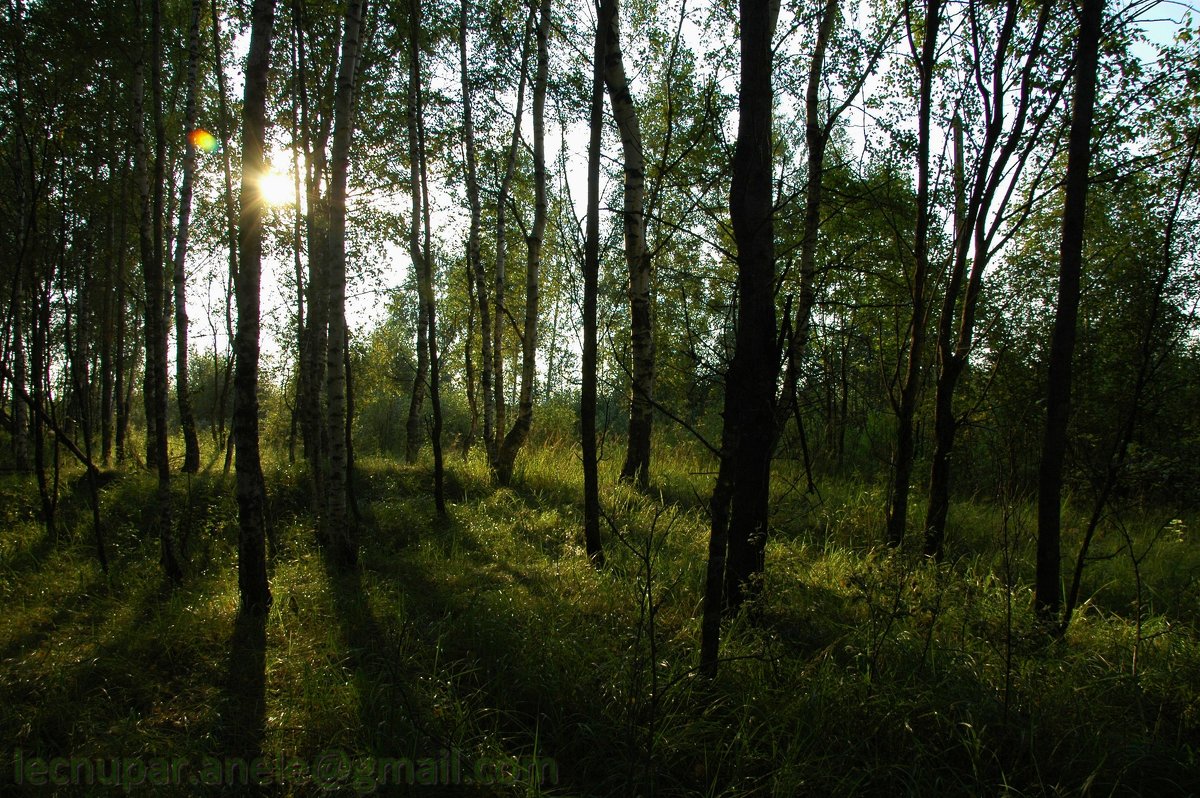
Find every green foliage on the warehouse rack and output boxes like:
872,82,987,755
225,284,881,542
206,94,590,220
2,443,1198,795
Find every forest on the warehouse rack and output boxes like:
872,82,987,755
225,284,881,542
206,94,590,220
2,0,1199,793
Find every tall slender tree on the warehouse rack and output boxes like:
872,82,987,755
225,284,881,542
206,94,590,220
325,0,367,564
495,0,551,485
922,0,1055,559
408,0,446,514
133,0,183,582
211,0,240,460
490,3,535,473
234,0,278,611
1035,0,1105,620
602,0,654,489
460,0,494,468
172,0,203,474
296,0,339,487
700,0,780,677
403,0,429,467
884,0,943,548
581,0,611,566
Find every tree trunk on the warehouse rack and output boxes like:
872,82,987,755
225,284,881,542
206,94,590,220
462,255,478,460
581,0,611,566
234,0,278,612
173,0,203,474
31,283,54,537
777,0,836,451
288,93,305,465
6,0,32,473
115,281,131,463
700,0,780,677
325,0,367,565
408,0,446,514
923,0,1049,559
723,0,779,610
404,11,428,468
884,0,942,549
151,0,180,579
460,0,492,466
210,0,239,459
404,296,428,462
294,0,337,487
134,8,158,473
100,176,127,467
63,273,109,574
1035,0,1105,620
925,113,968,559
496,0,550,486
134,0,183,582
11,282,30,471
491,6,535,470
602,0,654,489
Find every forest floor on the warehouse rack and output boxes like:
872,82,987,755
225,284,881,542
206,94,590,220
1,441,1199,796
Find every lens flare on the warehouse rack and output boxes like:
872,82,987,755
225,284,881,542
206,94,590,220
188,128,219,153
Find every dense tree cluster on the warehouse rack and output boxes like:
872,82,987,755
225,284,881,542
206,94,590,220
1,0,1197,669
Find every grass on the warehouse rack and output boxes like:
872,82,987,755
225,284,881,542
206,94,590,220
1,438,1198,796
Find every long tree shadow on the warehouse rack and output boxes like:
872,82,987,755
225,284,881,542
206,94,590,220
211,606,267,793
370,519,601,794
320,544,465,796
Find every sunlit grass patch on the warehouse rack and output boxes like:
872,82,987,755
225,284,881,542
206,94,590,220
0,439,1198,795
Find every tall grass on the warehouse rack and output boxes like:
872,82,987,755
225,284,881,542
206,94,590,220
0,438,1197,795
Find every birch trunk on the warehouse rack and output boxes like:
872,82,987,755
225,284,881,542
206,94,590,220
491,6,535,470
602,0,654,489
325,0,366,564
496,0,550,485
460,0,492,466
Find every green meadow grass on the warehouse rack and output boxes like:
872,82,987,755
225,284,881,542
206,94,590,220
1,440,1197,795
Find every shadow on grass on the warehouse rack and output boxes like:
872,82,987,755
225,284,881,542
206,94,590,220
210,606,267,792
318,541,480,795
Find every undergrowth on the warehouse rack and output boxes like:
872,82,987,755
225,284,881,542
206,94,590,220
0,440,1197,796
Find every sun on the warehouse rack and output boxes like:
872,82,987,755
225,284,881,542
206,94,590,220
258,166,294,206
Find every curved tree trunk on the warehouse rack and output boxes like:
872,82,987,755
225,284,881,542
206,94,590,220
700,0,780,678
923,0,1050,559
460,0,492,467
496,0,550,486
491,6,535,470
884,0,943,549
925,113,968,560
602,0,654,490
